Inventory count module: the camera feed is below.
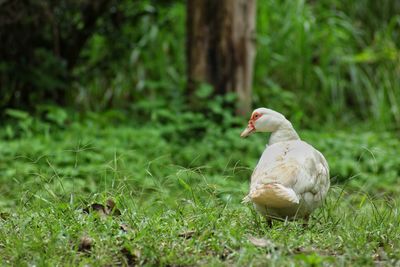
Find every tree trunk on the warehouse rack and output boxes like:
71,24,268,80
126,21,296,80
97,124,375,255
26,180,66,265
186,0,256,116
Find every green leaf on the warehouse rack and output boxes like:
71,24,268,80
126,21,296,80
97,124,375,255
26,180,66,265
178,178,192,192
5,109,30,120
195,83,214,99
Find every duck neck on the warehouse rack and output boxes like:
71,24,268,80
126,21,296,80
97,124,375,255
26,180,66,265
269,121,300,145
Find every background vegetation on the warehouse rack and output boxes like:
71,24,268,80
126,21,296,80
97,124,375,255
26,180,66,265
1,0,399,128
0,0,399,266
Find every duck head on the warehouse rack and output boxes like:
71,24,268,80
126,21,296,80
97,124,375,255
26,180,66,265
240,108,287,138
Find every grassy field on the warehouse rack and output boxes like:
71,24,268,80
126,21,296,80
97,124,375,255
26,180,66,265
0,113,399,266
2,0,400,265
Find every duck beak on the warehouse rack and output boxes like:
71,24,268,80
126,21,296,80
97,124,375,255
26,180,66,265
240,123,255,138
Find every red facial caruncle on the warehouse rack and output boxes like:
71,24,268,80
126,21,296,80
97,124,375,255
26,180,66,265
251,112,262,121
240,112,263,138
249,112,262,127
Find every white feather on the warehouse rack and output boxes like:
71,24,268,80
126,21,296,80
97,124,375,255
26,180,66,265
243,108,330,219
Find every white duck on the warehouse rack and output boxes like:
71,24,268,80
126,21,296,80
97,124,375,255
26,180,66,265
241,108,330,220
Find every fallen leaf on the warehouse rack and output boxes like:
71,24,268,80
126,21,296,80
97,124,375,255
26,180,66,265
0,212,10,220
78,236,93,252
120,223,131,232
82,199,121,217
106,198,121,216
219,246,233,261
121,247,140,266
373,247,389,261
248,235,274,247
178,230,196,239
83,203,107,217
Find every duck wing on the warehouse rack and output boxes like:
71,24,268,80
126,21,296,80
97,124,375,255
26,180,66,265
245,141,329,210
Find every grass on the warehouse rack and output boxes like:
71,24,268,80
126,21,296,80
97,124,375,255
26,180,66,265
0,114,399,266
254,0,400,128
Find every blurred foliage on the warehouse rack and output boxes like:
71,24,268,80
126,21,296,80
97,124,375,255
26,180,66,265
255,0,400,128
0,0,184,110
1,0,399,129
